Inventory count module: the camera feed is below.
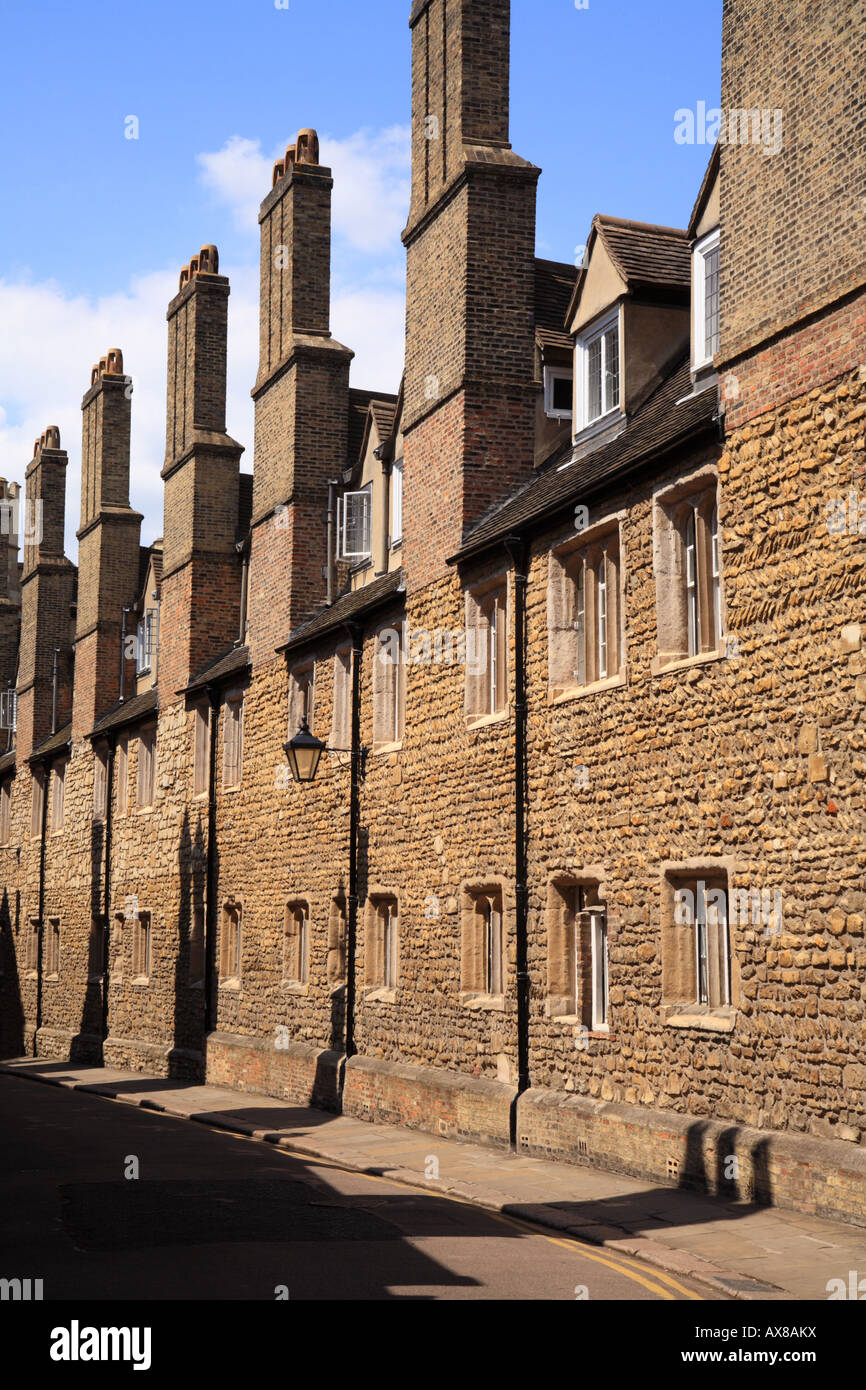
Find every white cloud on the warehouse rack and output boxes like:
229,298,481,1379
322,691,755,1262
196,126,411,255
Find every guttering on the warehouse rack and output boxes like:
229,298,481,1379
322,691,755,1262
503,533,531,1146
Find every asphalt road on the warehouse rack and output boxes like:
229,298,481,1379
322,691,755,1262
0,1075,706,1301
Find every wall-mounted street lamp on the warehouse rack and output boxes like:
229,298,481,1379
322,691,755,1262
283,718,327,784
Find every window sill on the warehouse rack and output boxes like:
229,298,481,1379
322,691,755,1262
461,991,507,1012
282,981,309,996
571,409,625,450
25,969,38,981
44,974,59,984
465,709,509,731
364,987,397,1004
222,783,242,794
651,643,728,678
131,976,151,987
219,978,241,993
372,740,403,756
664,1008,736,1034
50,828,65,838
135,804,155,815
549,671,627,705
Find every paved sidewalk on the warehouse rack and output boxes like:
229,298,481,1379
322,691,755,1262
4,1056,864,1302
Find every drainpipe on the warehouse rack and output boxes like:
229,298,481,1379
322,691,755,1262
50,648,60,735
343,620,363,1063
235,542,249,647
326,481,338,606
100,735,116,1047
203,684,220,1041
33,758,49,1056
504,535,531,1148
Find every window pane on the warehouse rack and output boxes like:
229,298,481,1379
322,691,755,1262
597,557,607,679
391,460,403,545
704,243,720,359
587,338,602,421
685,510,698,657
574,562,586,685
552,375,572,413
604,323,620,412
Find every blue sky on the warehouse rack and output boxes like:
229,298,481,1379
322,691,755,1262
0,0,722,550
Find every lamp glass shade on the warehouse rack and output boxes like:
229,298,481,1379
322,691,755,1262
284,720,326,783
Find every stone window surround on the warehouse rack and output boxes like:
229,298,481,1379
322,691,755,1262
88,914,106,983
545,871,610,1034
189,906,205,989
131,909,152,985
328,893,347,991
219,896,243,991
330,646,352,753
222,690,244,792
30,768,45,839
192,701,210,799
93,741,109,821
652,463,726,677
50,758,67,835
363,886,400,1003
659,856,739,1034
135,723,157,812
371,622,406,753
287,661,316,739
25,915,40,976
44,915,61,980
548,510,628,703
0,776,11,846
465,569,510,729
282,898,311,994
112,912,125,983
116,734,129,818
460,877,512,1012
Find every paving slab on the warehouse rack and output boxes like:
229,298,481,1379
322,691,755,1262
3,1056,863,1302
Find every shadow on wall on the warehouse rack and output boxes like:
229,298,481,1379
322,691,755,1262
680,1119,773,1207
174,811,207,1079
0,885,24,1057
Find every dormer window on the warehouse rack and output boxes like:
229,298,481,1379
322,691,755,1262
575,307,620,433
543,367,573,420
391,458,403,546
136,607,158,676
338,485,372,562
692,229,720,371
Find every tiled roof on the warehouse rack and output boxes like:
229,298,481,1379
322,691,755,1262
278,569,405,655
451,358,718,561
347,387,398,468
28,722,72,764
535,258,579,351
688,144,720,241
184,644,250,694
594,214,691,291
90,689,157,738
369,399,398,447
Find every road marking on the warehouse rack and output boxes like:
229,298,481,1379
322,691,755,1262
95,1089,703,1301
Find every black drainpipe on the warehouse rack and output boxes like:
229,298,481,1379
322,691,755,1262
100,735,116,1047
343,620,363,1065
203,684,220,1041
33,757,49,1056
504,535,531,1148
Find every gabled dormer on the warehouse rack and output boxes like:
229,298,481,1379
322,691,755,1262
339,386,401,592
566,215,691,450
687,144,721,388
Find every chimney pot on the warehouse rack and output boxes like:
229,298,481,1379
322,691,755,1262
44,426,60,450
284,144,297,172
198,244,219,275
106,348,124,375
296,129,319,165
272,159,285,187
179,264,190,290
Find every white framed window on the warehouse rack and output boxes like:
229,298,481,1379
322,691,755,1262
391,458,403,546
589,907,609,1030
543,367,573,420
549,528,623,694
0,688,17,733
576,307,621,432
338,485,372,561
692,228,720,371
136,607,158,675
665,873,731,1012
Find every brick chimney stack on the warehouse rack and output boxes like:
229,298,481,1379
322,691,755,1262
0,480,22,696
247,128,353,666
73,350,144,738
402,0,540,591
17,428,77,759
158,244,245,700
